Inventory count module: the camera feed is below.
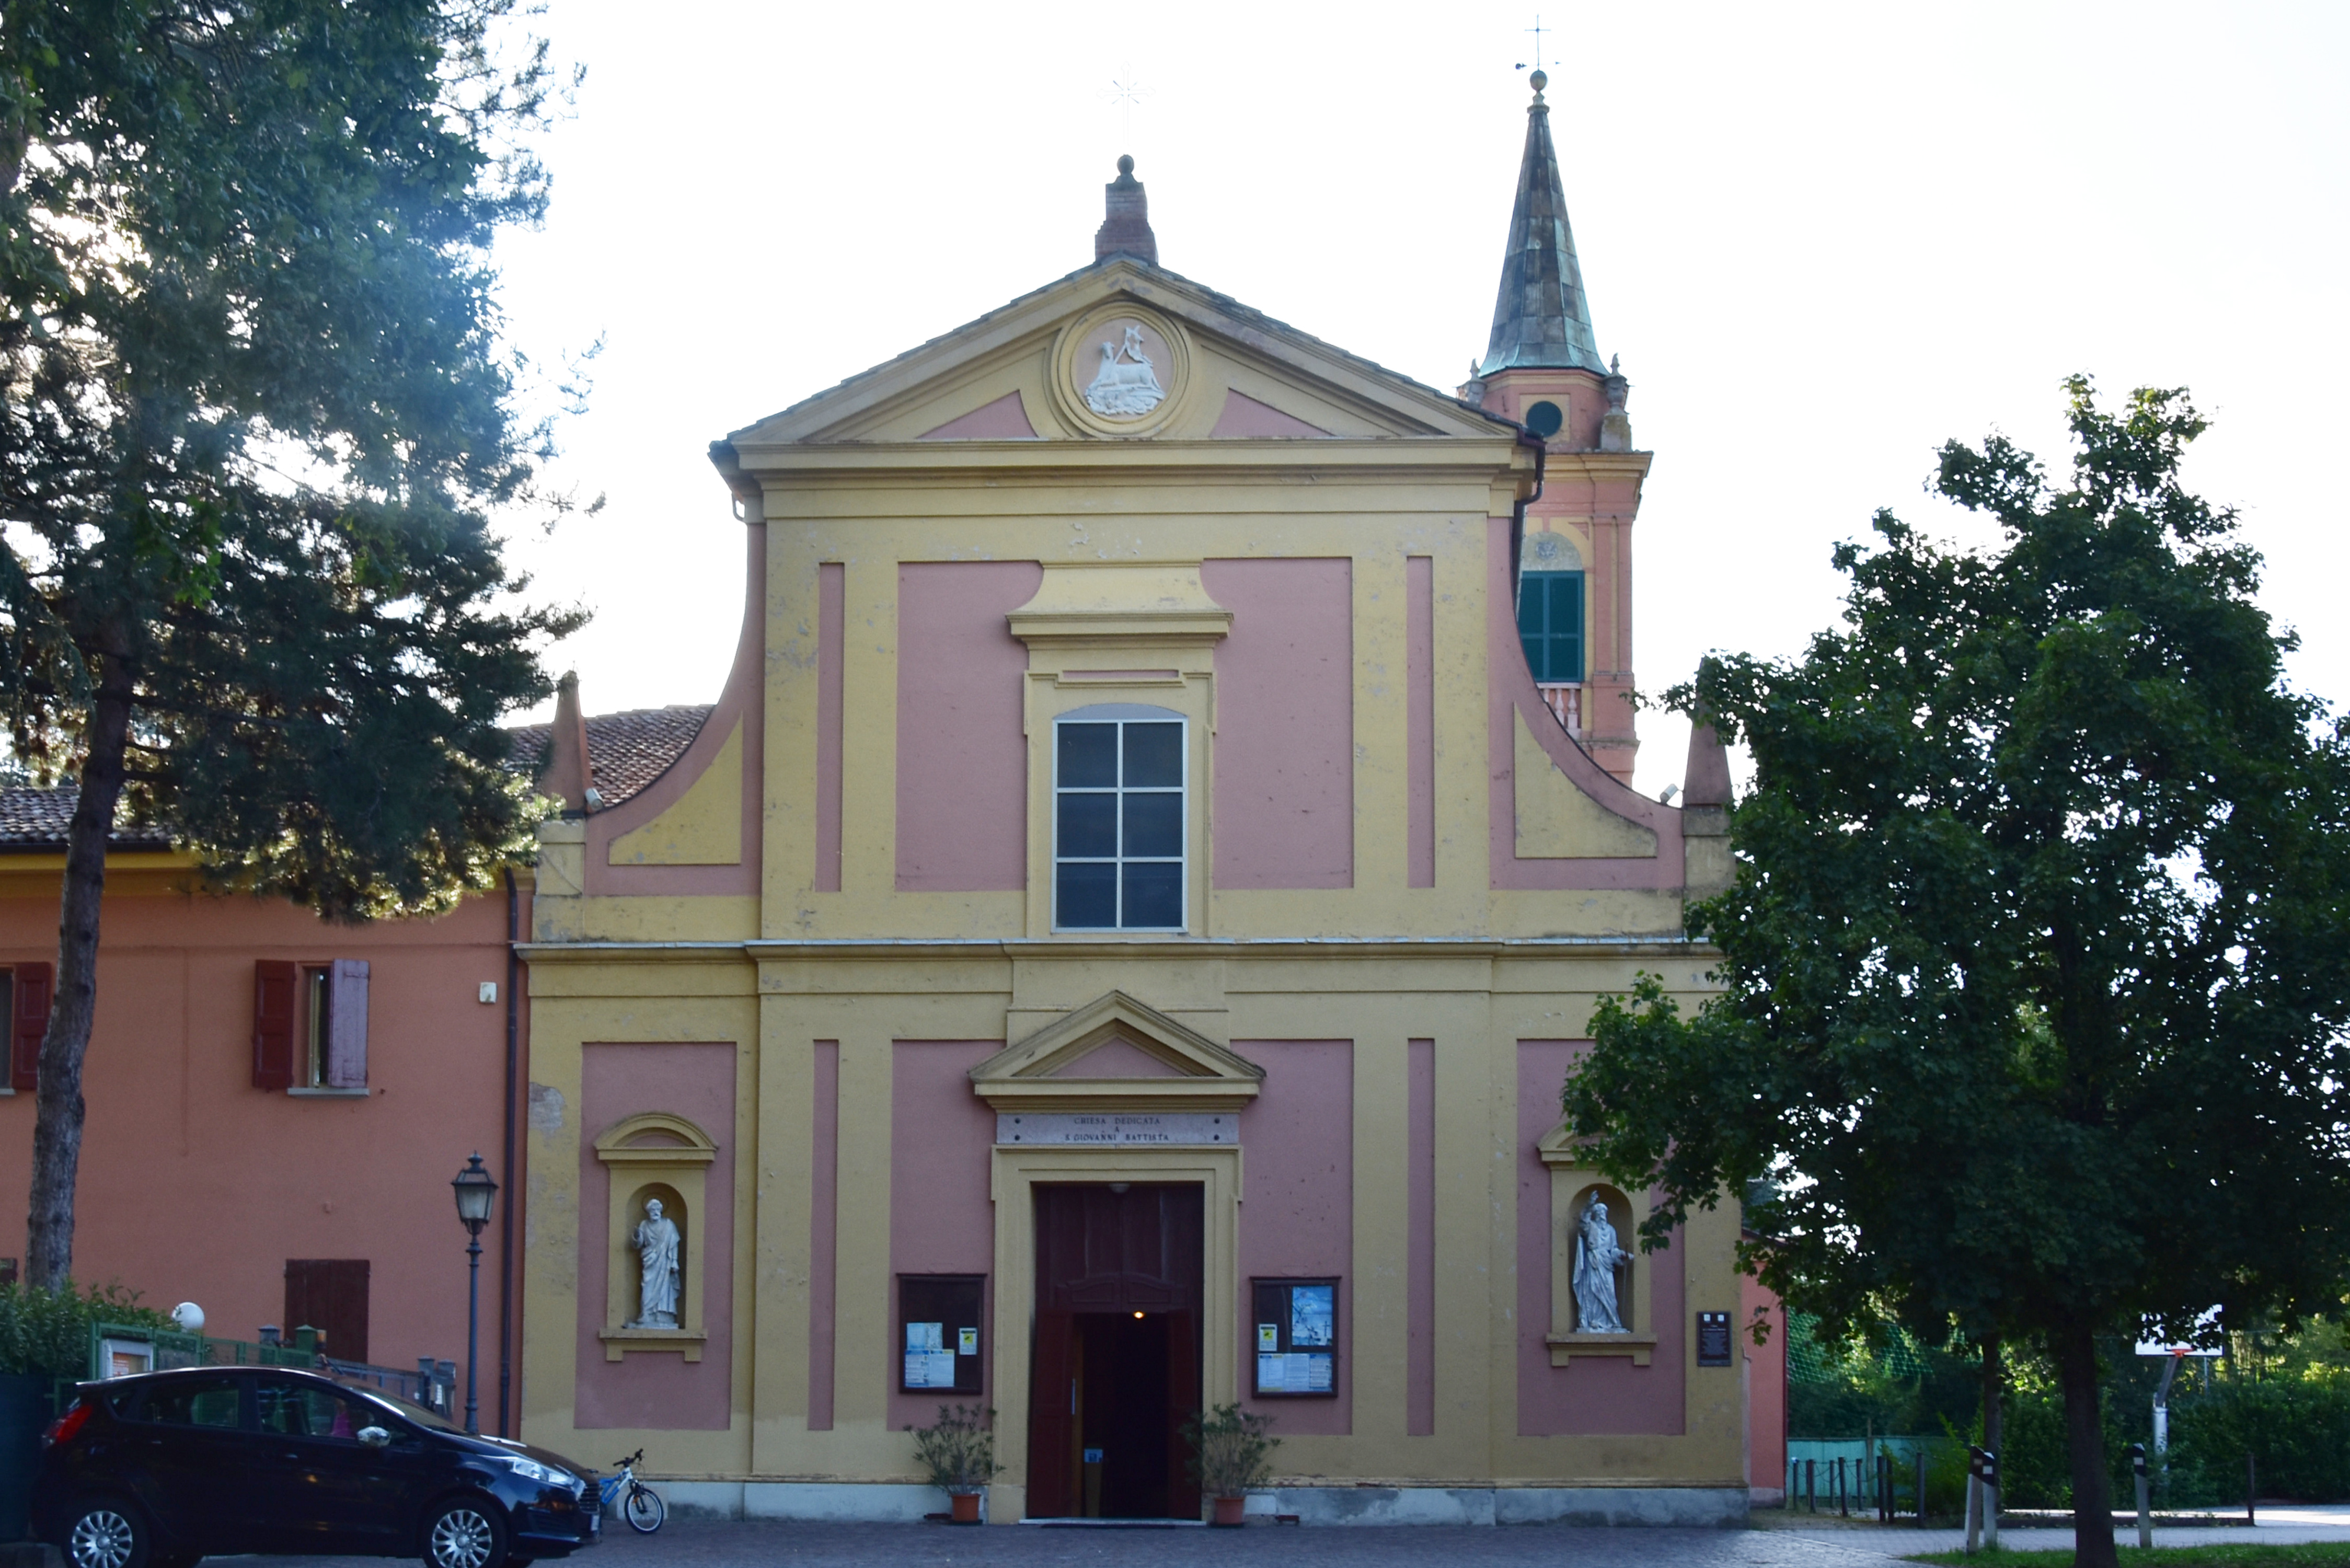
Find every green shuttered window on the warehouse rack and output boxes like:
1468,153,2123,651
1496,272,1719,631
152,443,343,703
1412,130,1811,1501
1517,570,1586,684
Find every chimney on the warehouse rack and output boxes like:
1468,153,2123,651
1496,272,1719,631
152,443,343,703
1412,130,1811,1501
543,671,595,815
1095,155,1158,266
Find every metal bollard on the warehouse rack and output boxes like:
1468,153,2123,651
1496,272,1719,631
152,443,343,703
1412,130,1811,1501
2132,1442,2151,1549
1807,1459,1817,1513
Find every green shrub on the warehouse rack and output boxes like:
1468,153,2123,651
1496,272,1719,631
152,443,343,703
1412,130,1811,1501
1182,1402,1279,1497
2167,1376,2350,1505
0,1282,170,1381
905,1403,1001,1494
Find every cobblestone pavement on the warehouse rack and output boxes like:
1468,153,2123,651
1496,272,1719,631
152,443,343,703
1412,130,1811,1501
205,1507,2350,1568
582,1521,1892,1567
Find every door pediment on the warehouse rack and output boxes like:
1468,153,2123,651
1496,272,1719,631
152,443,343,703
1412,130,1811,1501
970,989,1263,1113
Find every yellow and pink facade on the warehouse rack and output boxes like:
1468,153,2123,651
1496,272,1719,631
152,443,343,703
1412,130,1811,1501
517,83,1780,1524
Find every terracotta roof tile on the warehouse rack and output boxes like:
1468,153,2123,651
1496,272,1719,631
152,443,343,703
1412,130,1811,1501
0,704,712,851
507,704,715,809
0,789,172,851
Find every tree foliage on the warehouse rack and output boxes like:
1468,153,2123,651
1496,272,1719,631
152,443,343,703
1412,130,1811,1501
0,0,586,1285
1564,380,2350,1566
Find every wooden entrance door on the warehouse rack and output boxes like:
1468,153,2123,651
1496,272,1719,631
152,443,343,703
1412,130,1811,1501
1027,1185,1204,1519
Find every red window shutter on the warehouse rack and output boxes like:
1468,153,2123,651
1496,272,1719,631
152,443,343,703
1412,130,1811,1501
253,960,297,1090
10,962,51,1093
324,959,368,1089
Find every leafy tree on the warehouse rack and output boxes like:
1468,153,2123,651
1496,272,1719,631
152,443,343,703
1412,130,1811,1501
0,0,586,1288
1564,380,2350,1567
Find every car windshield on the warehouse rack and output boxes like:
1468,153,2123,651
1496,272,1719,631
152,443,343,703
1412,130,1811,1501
339,1381,465,1434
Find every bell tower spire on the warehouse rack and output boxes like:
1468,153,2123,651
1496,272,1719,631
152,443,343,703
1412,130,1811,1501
1472,70,1647,787
1481,71,1604,376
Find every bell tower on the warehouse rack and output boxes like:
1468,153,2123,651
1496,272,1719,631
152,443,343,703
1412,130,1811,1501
1465,69,1648,785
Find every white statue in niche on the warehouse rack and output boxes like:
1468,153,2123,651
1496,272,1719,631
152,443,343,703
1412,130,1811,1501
627,1197,682,1329
1082,324,1165,417
1572,1197,1631,1334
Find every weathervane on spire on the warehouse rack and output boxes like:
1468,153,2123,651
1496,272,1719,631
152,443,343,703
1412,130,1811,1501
1515,15,1549,73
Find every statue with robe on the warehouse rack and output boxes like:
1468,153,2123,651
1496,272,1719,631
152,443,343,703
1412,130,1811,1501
1572,1197,1630,1334
628,1197,682,1329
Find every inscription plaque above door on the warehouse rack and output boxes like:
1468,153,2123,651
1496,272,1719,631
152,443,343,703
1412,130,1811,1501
997,1112,1234,1146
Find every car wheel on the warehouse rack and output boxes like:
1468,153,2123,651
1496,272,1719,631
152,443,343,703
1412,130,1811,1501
64,1500,149,1568
423,1498,506,1568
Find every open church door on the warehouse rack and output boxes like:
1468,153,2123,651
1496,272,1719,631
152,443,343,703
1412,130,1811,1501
1163,1309,1201,1519
1027,1309,1078,1518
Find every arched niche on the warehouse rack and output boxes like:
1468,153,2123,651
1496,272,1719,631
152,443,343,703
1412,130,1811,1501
1536,1124,1657,1366
595,1111,718,1361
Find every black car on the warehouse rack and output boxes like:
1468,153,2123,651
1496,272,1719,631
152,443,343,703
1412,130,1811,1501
32,1365,601,1568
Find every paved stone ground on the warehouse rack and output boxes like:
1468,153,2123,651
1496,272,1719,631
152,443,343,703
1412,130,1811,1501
187,1506,2350,1568
543,1520,1888,1566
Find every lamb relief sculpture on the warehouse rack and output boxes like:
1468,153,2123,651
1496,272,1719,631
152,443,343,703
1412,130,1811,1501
628,1197,682,1329
1082,324,1165,417
1572,1196,1631,1334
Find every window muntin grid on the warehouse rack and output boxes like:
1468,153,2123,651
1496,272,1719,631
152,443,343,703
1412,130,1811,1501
1053,715,1184,930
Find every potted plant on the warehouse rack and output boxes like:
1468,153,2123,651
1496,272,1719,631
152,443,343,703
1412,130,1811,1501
1181,1402,1278,1527
907,1403,1000,1523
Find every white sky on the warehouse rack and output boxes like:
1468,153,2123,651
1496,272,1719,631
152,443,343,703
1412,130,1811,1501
494,0,2348,801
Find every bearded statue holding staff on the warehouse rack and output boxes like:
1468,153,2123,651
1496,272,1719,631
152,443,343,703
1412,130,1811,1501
1572,1197,1630,1334
628,1197,682,1328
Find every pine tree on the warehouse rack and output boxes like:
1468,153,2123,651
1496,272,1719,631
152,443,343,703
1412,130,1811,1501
0,0,586,1287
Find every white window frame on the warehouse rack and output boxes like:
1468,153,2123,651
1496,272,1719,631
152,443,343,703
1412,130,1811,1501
1051,704,1186,932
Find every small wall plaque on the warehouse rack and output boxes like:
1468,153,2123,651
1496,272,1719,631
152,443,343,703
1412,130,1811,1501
1697,1310,1733,1367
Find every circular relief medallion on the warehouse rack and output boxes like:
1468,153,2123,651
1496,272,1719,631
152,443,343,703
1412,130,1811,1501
1051,306,1191,437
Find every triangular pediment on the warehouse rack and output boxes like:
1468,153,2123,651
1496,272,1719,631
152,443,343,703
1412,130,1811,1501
970,989,1263,1113
726,258,1514,449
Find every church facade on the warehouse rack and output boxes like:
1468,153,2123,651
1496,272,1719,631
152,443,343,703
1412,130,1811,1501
517,78,1774,1525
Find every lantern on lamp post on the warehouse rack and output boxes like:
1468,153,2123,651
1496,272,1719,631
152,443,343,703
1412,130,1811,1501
450,1152,498,1434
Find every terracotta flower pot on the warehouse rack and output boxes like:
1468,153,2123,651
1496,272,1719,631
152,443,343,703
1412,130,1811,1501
950,1491,982,1525
1212,1494,1247,1527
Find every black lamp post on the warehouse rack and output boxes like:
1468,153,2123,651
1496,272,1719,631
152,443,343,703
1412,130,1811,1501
450,1152,498,1434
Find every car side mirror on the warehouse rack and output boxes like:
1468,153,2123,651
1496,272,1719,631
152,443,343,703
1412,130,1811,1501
357,1426,391,1449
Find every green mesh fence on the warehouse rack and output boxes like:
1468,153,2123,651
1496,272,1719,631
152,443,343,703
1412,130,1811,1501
1787,1310,1937,1385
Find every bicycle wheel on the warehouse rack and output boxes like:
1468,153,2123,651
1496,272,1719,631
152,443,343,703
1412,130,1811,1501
624,1485,665,1534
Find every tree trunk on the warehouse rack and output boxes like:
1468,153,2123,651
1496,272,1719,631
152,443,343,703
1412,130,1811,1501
25,661,134,1289
2058,1322,2117,1568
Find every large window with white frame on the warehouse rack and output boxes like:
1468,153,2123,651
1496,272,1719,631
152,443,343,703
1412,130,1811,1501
1053,706,1185,930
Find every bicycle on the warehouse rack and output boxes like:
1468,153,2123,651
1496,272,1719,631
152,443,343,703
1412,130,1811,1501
597,1448,666,1533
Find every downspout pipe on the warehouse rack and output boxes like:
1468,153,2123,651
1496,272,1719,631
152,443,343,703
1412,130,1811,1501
1509,426,1548,610
499,867,519,1436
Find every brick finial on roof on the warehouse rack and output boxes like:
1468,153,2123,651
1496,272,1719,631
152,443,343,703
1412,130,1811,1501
543,671,595,815
1095,155,1158,266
